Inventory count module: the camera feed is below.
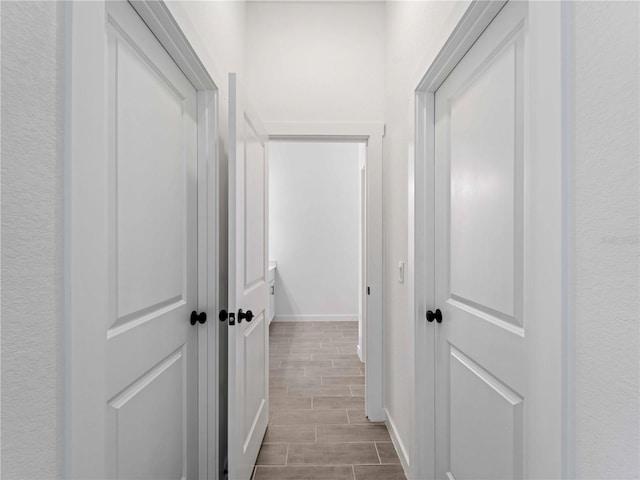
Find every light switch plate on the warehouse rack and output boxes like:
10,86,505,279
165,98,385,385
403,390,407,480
398,261,405,284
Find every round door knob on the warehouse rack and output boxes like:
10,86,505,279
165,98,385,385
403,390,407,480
219,310,228,322
190,311,207,325
238,309,254,323
426,309,442,324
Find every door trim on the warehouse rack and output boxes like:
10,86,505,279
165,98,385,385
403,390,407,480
411,1,570,479
65,2,219,478
265,122,385,422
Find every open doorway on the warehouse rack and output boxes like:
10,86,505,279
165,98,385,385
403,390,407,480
252,139,402,478
268,140,365,345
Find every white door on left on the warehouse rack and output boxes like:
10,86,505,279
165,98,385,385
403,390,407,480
105,2,198,478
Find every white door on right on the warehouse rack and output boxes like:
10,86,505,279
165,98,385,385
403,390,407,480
434,2,527,479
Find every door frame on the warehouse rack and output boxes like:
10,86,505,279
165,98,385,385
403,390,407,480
358,149,367,364
265,122,385,422
65,1,220,478
410,1,571,479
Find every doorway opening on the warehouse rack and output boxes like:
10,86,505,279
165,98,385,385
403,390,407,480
252,138,402,478
268,140,366,349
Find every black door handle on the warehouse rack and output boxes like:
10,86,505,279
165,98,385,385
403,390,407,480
238,309,254,323
219,310,228,322
190,311,207,325
426,309,442,324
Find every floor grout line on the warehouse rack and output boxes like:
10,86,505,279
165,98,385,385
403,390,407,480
261,322,403,478
374,442,382,464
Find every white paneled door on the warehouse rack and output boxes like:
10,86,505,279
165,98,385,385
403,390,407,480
434,2,527,479
228,73,270,480
105,2,198,479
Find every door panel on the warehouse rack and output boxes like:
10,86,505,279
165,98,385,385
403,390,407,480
434,2,526,479
105,2,198,478
449,41,518,321
228,73,270,480
449,347,524,479
243,120,267,289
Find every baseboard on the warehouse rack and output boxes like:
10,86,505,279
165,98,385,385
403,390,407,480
272,314,358,323
384,408,411,479
357,344,363,362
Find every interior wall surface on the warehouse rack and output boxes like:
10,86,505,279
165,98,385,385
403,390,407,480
572,2,639,478
1,2,65,478
269,141,360,322
245,1,385,124
383,0,470,469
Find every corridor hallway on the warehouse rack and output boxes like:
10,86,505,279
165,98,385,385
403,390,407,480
252,322,406,480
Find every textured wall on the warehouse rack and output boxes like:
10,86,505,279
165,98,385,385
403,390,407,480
573,2,640,478
269,141,360,322
1,2,65,478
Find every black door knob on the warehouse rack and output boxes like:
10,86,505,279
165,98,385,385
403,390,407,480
190,311,207,325
238,309,254,323
219,310,228,322
426,309,443,324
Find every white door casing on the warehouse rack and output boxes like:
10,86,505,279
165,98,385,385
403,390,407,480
227,73,270,480
359,157,367,363
263,123,384,423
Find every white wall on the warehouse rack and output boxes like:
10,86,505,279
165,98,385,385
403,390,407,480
572,2,639,478
383,1,469,470
1,2,65,478
269,141,360,322
246,1,385,124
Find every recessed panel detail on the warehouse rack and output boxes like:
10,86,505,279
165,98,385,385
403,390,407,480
244,117,266,290
243,312,266,450
115,36,186,320
449,346,523,480
449,42,519,320
108,349,186,479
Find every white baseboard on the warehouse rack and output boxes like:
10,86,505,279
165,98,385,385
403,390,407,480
272,314,358,323
385,408,410,479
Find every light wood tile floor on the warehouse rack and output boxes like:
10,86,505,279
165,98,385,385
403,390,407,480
253,322,406,480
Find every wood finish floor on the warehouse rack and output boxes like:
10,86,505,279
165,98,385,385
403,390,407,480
252,321,406,480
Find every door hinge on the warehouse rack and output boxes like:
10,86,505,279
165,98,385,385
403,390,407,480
367,286,370,295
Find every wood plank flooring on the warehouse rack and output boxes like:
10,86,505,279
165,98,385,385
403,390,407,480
252,321,406,480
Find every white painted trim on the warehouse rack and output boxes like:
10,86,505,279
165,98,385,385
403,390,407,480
414,1,507,92
265,122,384,138
273,315,358,323
66,2,219,478
357,344,363,362
385,408,411,479
128,1,215,91
265,123,384,422
560,3,576,478
197,87,220,480
525,3,567,476
65,3,108,476
411,1,568,478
